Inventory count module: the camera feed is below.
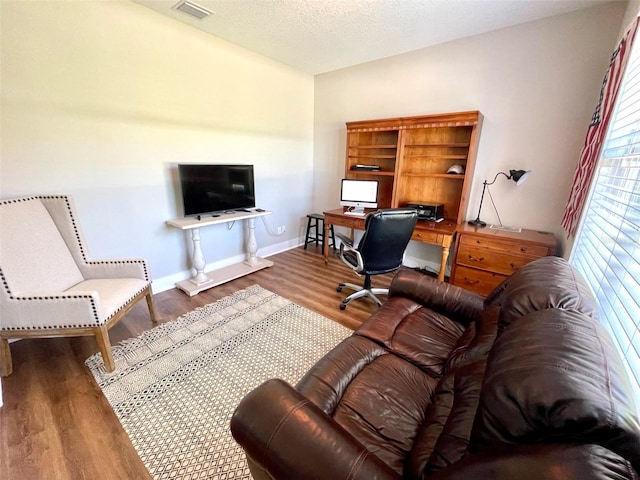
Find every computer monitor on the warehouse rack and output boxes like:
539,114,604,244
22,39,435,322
340,179,378,216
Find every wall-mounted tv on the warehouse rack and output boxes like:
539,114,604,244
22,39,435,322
178,164,255,216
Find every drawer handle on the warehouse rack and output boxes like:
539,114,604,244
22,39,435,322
464,277,480,285
467,254,485,263
510,262,518,270
520,247,527,252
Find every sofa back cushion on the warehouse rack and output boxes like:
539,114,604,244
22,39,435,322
0,198,84,294
471,307,640,473
484,256,598,332
356,296,467,378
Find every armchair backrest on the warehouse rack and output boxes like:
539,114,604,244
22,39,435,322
357,208,418,274
0,196,84,294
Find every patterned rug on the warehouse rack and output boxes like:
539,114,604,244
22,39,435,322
86,285,351,480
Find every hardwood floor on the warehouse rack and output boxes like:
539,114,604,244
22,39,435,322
0,246,397,480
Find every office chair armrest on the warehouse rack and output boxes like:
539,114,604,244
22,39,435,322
389,269,484,325
338,234,364,272
335,232,353,248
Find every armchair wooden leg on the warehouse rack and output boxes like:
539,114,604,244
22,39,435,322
0,337,12,377
94,325,115,372
146,288,158,323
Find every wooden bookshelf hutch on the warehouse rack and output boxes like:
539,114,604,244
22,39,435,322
344,110,483,222
324,111,483,282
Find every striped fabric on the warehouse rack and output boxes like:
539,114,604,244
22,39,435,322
562,17,640,237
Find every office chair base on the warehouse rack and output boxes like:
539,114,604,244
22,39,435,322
337,283,389,310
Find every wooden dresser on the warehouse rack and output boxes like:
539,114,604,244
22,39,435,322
450,224,557,296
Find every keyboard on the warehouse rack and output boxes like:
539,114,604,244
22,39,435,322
343,211,366,216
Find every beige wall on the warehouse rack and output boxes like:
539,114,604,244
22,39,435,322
314,2,626,272
1,0,632,285
1,1,314,291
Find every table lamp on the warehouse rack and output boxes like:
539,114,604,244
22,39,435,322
468,169,531,227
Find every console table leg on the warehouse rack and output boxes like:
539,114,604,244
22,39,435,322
245,218,259,266
190,227,209,284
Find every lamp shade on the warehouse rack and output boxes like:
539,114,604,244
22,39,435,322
510,169,530,185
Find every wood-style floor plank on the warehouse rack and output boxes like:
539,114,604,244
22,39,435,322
0,246,399,480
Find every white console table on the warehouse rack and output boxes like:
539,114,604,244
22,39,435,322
166,210,273,296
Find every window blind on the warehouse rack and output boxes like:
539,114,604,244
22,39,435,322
570,39,640,404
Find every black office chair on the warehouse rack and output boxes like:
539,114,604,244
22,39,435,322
336,208,418,310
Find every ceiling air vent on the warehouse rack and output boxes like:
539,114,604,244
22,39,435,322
173,0,213,20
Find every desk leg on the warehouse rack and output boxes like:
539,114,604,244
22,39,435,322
190,228,209,285
245,218,259,266
438,235,454,282
323,220,330,264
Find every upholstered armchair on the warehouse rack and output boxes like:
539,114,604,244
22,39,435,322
0,195,157,376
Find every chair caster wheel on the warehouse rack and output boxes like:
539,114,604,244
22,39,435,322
339,304,346,310
336,286,343,292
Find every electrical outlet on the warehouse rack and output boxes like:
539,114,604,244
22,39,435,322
281,225,286,234
277,226,284,235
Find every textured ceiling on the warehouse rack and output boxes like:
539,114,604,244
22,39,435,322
132,0,615,74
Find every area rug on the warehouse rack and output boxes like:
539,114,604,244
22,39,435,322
86,285,351,480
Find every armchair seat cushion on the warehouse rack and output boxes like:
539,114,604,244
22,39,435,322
67,278,150,322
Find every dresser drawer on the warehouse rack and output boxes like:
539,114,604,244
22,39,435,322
456,244,532,276
459,234,550,257
451,265,507,296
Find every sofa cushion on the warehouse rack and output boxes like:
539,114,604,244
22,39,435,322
429,444,640,480
484,256,599,332
471,308,640,473
297,335,440,476
356,297,467,378
389,269,484,326
296,335,389,414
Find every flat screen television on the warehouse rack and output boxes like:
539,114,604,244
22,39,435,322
340,178,378,216
178,164,255,216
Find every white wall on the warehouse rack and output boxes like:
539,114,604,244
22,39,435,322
0,1,314,292
314,2,626,272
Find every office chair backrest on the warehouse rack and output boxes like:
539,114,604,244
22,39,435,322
357,208,418,274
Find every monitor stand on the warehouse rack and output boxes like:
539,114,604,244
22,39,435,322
344,207,366,216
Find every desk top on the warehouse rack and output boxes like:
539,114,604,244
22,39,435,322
456,223,556,247
167,209,272,230
323,208,457,235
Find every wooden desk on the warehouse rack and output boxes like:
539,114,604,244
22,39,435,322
323,208,457,282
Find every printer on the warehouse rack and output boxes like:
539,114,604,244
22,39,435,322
406,203,445,222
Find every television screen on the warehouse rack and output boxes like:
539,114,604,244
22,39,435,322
178,164,255,216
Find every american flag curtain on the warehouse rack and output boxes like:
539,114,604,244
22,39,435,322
561,17,640,237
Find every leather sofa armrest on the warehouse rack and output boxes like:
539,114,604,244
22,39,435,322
429,444,639,480
389,269,485,325
230,379,400,480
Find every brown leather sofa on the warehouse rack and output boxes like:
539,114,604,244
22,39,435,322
230,257,640,480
